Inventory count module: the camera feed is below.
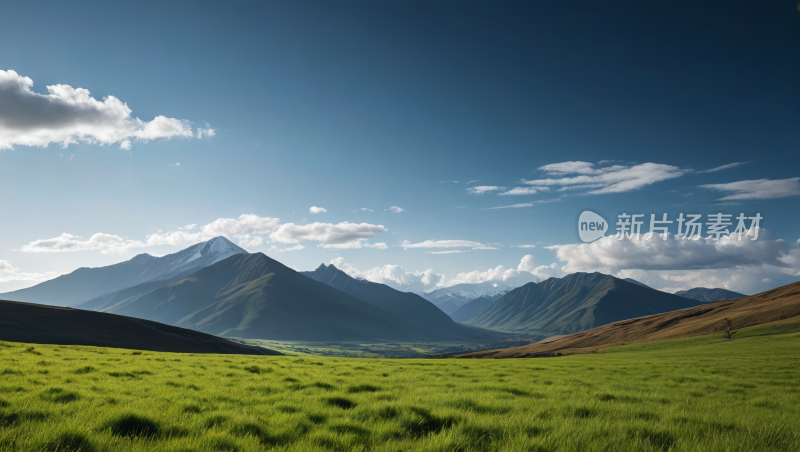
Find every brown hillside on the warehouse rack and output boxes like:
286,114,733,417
459,280,800,359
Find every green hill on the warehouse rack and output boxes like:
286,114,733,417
0,299,278,355
468,272,704,335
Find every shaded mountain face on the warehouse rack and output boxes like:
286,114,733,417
305,264,496,341
468,272,704,335
0,299,279,355
449,291,508,323
461,280,800,359
1,237,246,307
97,253,490,342
674,287,746,302
422,282,512,315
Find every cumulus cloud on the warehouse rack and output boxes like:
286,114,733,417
425,250,469,254
699,178,800,201
0,69,211,150
309,206,328,214
19,233,146,255
545,230,800,293
270,222,387,249
147,214,281,247
329,257,446,293
696,161,749,174
327,255,560,293
389,206,405,213
466,186,504,195
401,239,487,249
0,260,60,283
516,244,536,248
524,162,688,194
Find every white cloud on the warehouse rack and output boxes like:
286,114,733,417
170,162,180,167
516,244,536,248
0,69,210,150
545,230,800,293
696,161,749,174
699,178,800,201
318,240,388,250
389,206,405,213
326,255,563,293
329,257,446,293
401,239,487,249
309,206,328,214
196,124,216,139
498,187,548,196
425,250,470,254
466,186,504,195
524,162,688,194
239,236,264,248
486,198,562,209
270,222,387,248
147,214,281,247
19,233,146,255
467,180,480,184
268,244,304,253
360,208,373,212
0,260,60,283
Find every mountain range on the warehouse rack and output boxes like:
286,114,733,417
421,282,511,315
461,280,800,358
449,292,508,323
77,252,502,342
303,264,495,340
674,287,746,302
468,272,704,335
0,237,247,307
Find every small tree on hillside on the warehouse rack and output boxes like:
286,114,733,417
721,318,736,340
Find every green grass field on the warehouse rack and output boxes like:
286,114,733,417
0,323,798,452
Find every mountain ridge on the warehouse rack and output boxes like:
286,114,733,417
468,272,704,335
1,237,247,307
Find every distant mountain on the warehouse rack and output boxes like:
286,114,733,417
674,287,746,302
462,280,800,358
1,237,247,307
422,282,513,315
305,264,496,341
96,253,497,342
449,292,508,323
468,272,704,335
0,299,279,355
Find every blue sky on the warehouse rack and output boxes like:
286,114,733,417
1,1,799,295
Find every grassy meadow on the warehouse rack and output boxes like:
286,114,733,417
0,322,798,452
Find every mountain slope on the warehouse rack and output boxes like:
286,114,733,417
99,253,459,342
460,280,800,358
449,292,507,323
468,272,703,335
0,299,279,355
674,287,746,302
0,237,247,307
304,264,499,340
